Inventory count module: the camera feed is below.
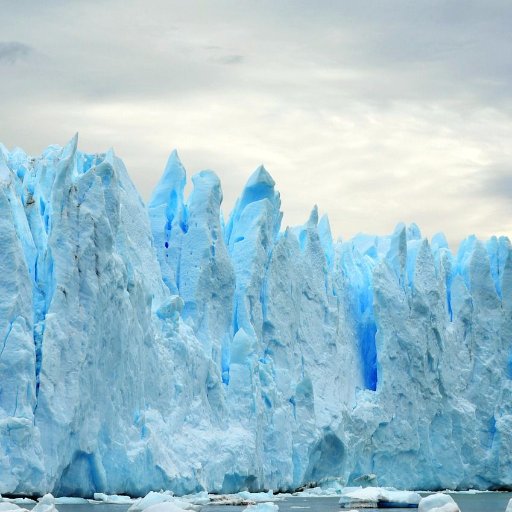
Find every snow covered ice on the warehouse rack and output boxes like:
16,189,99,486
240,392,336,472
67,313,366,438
418,494,460,512
243,503,279,512
338,487,421,508
1,137,512,496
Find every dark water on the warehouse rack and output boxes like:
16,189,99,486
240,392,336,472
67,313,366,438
19,494,512,512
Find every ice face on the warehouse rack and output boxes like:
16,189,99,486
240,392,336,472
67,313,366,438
1,138,512,496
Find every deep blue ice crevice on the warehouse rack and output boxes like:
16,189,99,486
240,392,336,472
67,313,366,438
339,243,377,391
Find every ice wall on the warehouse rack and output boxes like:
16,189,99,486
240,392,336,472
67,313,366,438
1,139,512,496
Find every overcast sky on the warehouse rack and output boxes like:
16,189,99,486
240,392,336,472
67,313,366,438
1,1,511,248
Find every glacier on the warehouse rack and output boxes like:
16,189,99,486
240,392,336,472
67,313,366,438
1,136,512,497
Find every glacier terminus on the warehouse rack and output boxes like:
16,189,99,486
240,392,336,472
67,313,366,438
1,136,512,497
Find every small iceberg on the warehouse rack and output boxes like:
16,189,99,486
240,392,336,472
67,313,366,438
418,494,460,512
244,503,279,512
129,491,201,512
238,491,279,503
182,492,210,506
93,493,134,504
209,491,277,507
0,499,36,507
339,487,421,508
0,504,30,512
32,494,59,512
140,504,190,512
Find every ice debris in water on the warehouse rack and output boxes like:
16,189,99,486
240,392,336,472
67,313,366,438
1,138,512,496
129,491,202,512
94,493,133,504
140,504,191,512
0,506,28,512
339,487,421,509
244,503,279,512
237,491,278,503
32,494,59,512
418,494,460,512
0,498,36,506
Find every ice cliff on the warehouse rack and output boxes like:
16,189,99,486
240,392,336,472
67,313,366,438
1,137,512,496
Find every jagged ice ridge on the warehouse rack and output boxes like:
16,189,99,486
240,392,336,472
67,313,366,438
1,136,512,497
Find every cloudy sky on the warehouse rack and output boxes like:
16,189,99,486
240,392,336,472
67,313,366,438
1,1,511,247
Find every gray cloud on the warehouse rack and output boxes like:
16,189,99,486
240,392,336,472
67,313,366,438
478,164,512,202
217,54,244,65
0,41,32,64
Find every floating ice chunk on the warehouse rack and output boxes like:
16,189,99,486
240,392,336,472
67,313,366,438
179,492,210,506
0,498,35,506
506,498,512,512
237,491,278,502
143,504,189,512
129,492,200,512
129,492,174,511
0,504,29,512
294,485,345,497
93,493,133,504
167,500,200,511
339,487,421,508
209,495,256,506
418,494,460,512
339,487,378,508
32,494,58,512
244,503,279,512
210,491,283,506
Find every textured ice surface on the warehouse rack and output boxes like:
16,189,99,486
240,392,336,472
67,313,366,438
32,494,59,512
128,491,201,512
419,494,460,512
244,503,279,512
338,487,421,508
0,505,28,512
1,138,512,496
94,493,133,504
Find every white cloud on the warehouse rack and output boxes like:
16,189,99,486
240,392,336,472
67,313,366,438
1,0,511,248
